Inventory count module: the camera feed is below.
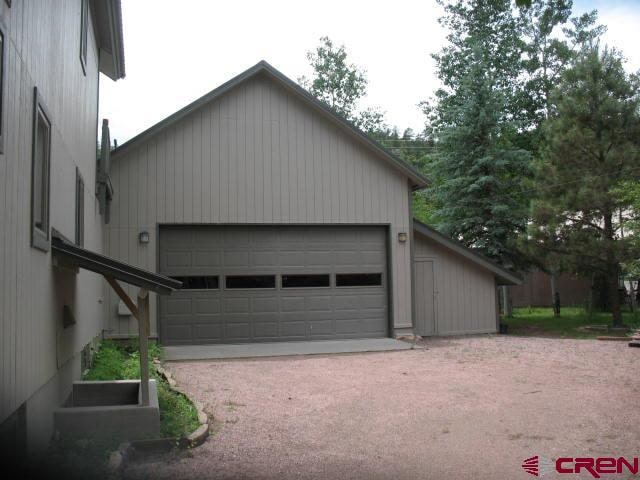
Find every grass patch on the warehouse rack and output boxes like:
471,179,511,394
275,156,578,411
84,339,200,438
501,307,640,339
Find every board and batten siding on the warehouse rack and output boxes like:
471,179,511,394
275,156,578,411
0,0,104,427
106,73,413,338
414,232,498,335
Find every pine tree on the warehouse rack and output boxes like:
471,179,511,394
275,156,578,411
531,47,640,326
431,49,531,268
426,0,531,269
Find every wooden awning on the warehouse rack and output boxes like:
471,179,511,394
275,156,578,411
51,230,181,406
51,231,181,294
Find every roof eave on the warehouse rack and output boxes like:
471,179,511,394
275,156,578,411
413,219,522,286
255,63,429,187
110,60,428,187
93,0,125,80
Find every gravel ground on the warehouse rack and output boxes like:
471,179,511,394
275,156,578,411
124,336,640,480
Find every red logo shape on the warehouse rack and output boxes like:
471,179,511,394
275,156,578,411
522,456,540,476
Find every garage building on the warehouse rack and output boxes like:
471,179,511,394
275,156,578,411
104,61,519,344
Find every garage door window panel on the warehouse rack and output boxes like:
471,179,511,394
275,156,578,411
225,275,276,289
282,274,330,288
336,273,383,287
170,275,219,290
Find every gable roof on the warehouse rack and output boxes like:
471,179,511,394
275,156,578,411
111,60,428,189
413,219,522,286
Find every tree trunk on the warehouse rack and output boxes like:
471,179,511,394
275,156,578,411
501,286,512,317
587,274,595,317
603,212,622,327
550,272,560,316
607,266,622,327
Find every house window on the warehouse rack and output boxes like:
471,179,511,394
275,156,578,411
0,20,6,154
170,276,219,290
31,88,52,251
336,273,383,287
75,168,84,246
225,275,276,289
282,274,330,288
79,0,88,75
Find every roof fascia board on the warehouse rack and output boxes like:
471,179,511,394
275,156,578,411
110,61,427,187
257,64,429,187
413,220,522,285
92,0,125,80
108,0,125,79
111,62,264,157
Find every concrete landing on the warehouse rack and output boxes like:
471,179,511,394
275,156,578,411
163,338,412,361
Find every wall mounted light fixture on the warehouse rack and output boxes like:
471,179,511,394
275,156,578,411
398,232,408,243
139,230,150,244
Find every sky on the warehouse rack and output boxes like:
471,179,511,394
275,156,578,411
99,0,640,145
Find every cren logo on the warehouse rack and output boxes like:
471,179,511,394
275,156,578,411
522,455,554,477
522,455,639,478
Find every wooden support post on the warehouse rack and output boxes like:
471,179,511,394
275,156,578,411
103,275,152,406
137,288,150,406
104,275,139,319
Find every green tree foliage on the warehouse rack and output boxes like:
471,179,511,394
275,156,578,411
370,127,432,173
517,0,572,151
515,1,605,308
530,47,640,325
429,0,524,130
370,128,437,224
299,37,436,222
299,36,386,133
430,48,531,268
563,10,607,50
426,0,532,268
425,1,608,270
513,1,605,151
615,182,640,280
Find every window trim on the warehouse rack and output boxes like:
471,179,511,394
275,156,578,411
0,17,7,154
281,274,331,289
75,167,84,247
31,88,52,252
79,0,88,76
335,273,384,288
224,275,277,290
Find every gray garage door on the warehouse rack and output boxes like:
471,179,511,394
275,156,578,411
158,225,388,345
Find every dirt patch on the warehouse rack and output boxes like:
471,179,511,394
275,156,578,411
123,336,640,480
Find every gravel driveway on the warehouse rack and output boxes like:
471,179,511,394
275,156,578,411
124,336,640,480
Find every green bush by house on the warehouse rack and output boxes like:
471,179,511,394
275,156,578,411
84,340,200,438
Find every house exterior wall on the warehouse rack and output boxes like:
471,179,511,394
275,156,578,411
106,73,414,338
414,232,498,335
0,0,105,450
